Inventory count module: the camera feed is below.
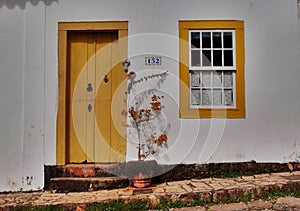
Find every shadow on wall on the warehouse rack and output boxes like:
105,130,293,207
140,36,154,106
0,0,58,9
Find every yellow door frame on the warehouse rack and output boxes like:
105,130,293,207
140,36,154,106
57,21,128,165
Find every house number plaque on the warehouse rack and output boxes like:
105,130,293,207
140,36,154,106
145,56,162,65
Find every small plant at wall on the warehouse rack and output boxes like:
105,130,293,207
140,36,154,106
128,94,168,161
124,70,169,188
127,71,168,94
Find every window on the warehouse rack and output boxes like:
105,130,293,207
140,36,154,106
179,20,245,118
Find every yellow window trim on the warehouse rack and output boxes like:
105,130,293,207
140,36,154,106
179,20,245,118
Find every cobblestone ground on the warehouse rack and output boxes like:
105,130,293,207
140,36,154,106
1,171,300,210
171,197,300,210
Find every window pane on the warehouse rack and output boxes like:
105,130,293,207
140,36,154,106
202,71,211,87
224,89,233,106
213,50,222,66
191,71,200,87
202,50,211,66
223,32,233,48
213,89,222,105
202,89,211,105
202,32,211,48
191,50,200,66
191,89,201,105
213,32,222,48
224,72,233,87
224,50,233,66
191,32,200,48
213,71,222,87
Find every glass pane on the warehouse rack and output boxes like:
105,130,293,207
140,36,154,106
191,71,200,87
191,32,200,48
202,71,211,87
202,32,211,48
191,89,201,105
224,50,233,66
202,50,211,66
213,50,222,66
202,89,211,106
213,32,222,48
224,72,233,87
191,50,200,66
213,71,222,87
224,89,233,106
213,89,222,105
223,32,233,48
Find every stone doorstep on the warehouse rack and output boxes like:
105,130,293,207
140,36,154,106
62,164,119,177
48,177,129,193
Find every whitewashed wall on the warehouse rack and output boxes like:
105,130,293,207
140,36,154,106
0,1,46,192
0,0,299,192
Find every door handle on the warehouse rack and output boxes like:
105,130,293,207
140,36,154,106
104,75,109,83
87,83,93,92
88,104,93,112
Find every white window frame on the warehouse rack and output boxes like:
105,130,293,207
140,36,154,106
188,29,237,109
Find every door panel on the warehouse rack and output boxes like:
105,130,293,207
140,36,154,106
95,32,113,162
66,31,124,163
86,34,96,162
68,32,90,162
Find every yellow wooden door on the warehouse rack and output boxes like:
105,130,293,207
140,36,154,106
67,31,126,163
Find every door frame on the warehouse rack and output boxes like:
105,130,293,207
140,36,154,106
57,21,128,165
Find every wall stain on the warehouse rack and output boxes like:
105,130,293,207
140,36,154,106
249,0,256,9
7,178,17,189
26,176,34,186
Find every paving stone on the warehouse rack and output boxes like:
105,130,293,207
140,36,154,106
208,183,224,190
181,184,193,192
170,206,206,211
118,187,133,196
247,199,273,210
152,187,165,193
167,180,190,186
209,202,248,211
164,186,186,193
275,197,300,209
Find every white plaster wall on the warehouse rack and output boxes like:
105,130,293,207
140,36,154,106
0,1,45,192
44,0,300,165
0,0,299,192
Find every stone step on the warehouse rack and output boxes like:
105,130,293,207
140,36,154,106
45,163,121,179
48,176,129,192
60,163,120,177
